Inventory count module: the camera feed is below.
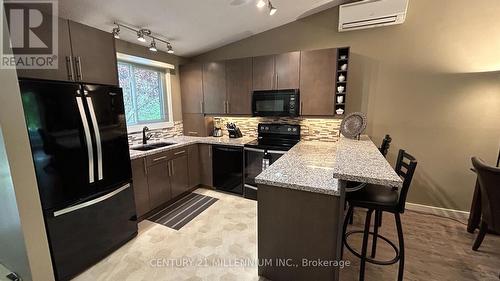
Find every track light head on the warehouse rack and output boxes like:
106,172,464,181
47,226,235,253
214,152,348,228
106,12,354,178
167,43,174,54
112,26,120,39
149,40,157,52
137,31,146,42
256,0,266,8
268,1,277,15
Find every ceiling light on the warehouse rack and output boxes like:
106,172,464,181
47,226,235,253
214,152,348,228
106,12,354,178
149,40,157,52
167,43,174,54
256,0,266,8
268,1,277,15
112,26,120,39
137,31,146,42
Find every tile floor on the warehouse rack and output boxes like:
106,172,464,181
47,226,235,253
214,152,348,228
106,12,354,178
72,188,500,281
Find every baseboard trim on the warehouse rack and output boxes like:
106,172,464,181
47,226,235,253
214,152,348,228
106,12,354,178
406,202,469,223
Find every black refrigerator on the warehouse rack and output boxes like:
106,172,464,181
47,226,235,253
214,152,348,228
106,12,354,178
19,79,138,281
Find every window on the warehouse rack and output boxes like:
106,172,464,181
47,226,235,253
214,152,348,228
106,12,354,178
117,59,172,131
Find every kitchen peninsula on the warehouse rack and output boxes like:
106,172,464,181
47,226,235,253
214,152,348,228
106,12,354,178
255,136,402,281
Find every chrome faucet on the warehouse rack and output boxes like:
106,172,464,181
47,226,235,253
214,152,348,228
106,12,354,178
142,126,151,144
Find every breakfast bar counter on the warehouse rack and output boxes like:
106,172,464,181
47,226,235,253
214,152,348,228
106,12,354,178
255,136,402,281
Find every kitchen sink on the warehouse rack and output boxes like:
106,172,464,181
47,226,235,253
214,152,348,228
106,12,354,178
131,142,176,151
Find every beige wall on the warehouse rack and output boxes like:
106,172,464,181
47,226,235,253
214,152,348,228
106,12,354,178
0,11,55,281
115,39,188,121
193,0,500,211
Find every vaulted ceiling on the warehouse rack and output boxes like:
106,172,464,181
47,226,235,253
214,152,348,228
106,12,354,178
58,0,352,57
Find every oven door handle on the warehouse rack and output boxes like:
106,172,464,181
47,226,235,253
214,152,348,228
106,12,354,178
244,147,265,153
267,150,287,155
244,184,258,191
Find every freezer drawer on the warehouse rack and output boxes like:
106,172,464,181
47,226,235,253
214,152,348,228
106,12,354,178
45,184,137,281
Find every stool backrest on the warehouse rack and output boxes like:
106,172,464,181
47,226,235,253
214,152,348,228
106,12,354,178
395,149,418,212
379,134,392,158
471,157,500,232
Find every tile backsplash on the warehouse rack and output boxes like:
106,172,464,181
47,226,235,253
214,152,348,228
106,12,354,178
213,117,342,142
128,121,184,146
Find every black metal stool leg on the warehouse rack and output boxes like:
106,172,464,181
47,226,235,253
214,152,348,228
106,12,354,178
377,210,383,227
359,209,374,281
395,213,405,281
342,206,354,259
371,210,381,258
349,208,354,224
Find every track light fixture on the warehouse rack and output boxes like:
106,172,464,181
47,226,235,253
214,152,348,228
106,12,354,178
256,0,266,8
112,22,174,54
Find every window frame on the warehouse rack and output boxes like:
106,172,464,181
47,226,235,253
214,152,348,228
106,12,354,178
116,53,175,133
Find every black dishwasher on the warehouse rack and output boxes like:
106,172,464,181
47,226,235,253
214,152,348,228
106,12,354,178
212,145,244,195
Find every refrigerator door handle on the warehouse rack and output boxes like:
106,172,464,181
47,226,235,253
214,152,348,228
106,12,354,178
76,96,94,183
86,94,103,181
53,183,131,217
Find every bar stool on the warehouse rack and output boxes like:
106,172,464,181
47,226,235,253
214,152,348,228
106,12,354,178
342,149,418,281
348,134,392,225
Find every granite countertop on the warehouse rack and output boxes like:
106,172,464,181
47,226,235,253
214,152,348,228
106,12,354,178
255,136,403,196
332,136,403,188
255,141,341,195
129,136,254,160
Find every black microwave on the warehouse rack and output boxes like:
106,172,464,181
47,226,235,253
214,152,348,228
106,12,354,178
252,89,300,117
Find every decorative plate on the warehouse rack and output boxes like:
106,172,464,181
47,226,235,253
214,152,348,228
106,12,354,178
340,112,367,139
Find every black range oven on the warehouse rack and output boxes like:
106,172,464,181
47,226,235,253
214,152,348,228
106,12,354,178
244,123,301,200
252,89,300,117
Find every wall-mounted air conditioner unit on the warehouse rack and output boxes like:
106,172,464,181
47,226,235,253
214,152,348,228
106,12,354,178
339,0,409,32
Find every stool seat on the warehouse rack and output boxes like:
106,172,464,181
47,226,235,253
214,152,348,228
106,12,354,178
347,184,400,213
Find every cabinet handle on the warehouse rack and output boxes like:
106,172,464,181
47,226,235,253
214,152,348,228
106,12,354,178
300,102,303,115
167,161,172,176
66,56,74,80
226,101,230,113
171,161,175,176
200,101,204,113
276,73,279,89
208,146,211,158
74,56,83,81
152,156,167,162
188,131,198,136
174,150,185,156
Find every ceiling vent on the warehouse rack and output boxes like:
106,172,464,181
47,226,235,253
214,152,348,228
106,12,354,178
338,0,409,32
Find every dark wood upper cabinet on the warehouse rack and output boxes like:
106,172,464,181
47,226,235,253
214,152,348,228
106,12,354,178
182,113,213,137
252,52,300,91
68,21,118,86
180,63,204,114
16,18,73,82
131,158,150,218
275,51,300,90
226,58,252,115
252,55,275,91
203,62,227,114
300,49,337,115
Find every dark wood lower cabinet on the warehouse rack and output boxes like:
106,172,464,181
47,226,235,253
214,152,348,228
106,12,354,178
199,144,213,187
188,145,201,188
131,145,205,218
147,160,172,210
131,158,150,218
170,153,189,198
